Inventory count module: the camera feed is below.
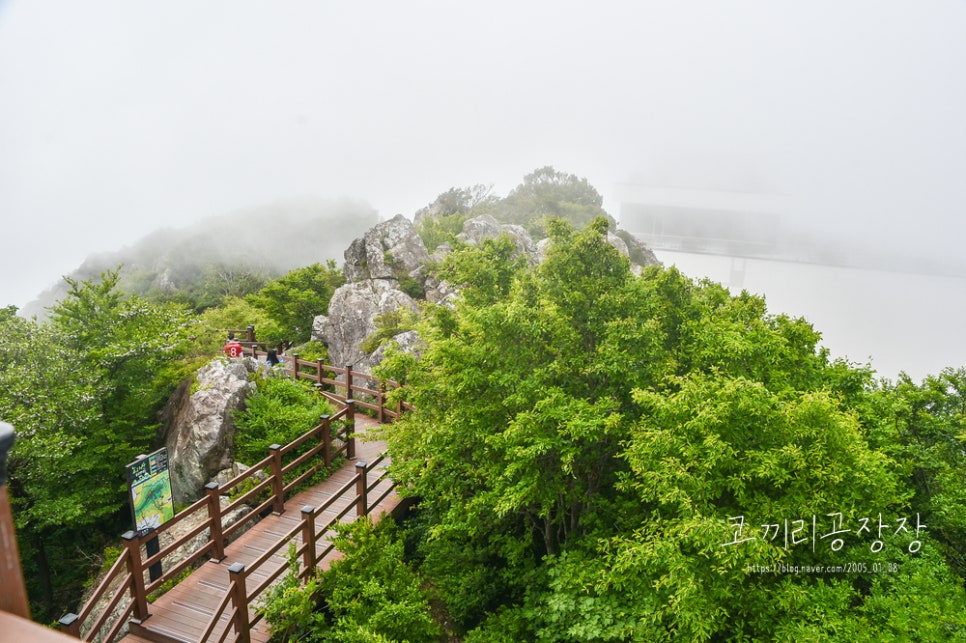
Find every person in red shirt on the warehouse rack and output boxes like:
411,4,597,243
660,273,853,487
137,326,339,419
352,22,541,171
223,335,244,358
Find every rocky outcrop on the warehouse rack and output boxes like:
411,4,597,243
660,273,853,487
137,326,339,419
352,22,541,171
316,212,659,379
343,214,430,282
455,214,539,264
313,279,420,372
368,330,422,369
162,358,257,505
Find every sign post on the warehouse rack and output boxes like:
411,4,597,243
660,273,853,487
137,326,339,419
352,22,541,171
127,448,174,582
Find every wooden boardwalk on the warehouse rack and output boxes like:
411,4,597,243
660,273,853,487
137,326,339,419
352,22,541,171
124,416,400,643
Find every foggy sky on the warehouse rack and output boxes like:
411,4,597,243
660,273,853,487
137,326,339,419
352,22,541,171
2,1,965,312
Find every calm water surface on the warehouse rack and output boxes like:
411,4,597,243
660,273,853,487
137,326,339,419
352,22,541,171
656,250,966,382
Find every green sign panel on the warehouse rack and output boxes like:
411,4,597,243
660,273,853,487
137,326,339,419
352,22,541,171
127,448,174,534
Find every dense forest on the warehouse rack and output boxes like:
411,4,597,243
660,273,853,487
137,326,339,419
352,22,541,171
2,168,965,640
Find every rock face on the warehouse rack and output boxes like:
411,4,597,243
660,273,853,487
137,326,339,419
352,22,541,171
313,279,419,372
315,215,428,375
163,358,256,505
343,214,430,282
316,212,659,379
455,214,538,263
369,330,422,369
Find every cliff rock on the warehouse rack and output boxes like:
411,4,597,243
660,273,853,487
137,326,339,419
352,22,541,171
343,214,430,283
456,214,538,263
163,358,256,505
313,279,420,372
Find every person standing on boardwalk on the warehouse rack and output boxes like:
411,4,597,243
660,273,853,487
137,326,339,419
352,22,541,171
223,334,244,358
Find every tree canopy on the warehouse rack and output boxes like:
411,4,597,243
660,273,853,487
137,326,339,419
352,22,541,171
0,270,197,619
378,218,966,640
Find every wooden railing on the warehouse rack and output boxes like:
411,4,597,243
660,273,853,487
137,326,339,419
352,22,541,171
279,354,414,424
58,400,366,643
199,455,395,643
54,322,416,642
223,325,415,423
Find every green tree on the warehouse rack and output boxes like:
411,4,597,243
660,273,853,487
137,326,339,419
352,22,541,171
493,166,613,237
415,184,497,252
259,519,441,642
379,218,966,640
1,270,196,618
248,261,344,345
862,368,966,580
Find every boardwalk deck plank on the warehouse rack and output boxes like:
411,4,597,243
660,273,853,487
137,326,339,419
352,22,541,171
122,416,399,643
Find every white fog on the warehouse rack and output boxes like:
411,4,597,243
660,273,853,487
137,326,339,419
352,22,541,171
1,1,964,380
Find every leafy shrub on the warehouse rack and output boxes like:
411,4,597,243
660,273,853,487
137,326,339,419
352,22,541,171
360,309,419,355
320,518,442,642
234,377,332,465
295,340,329,365
259,519,442,643
259,544,327,642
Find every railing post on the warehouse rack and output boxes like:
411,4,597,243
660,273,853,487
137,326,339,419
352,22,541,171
300,506,317,573
378,380,386,424
345,399,356,460
206,482,225,561
291,353,300,379
355,462,368,518
247,324,256,343
344,363,354,400
228,563,251,643
58,613,81,638
317,358,325,387
269,444,285,514
123,530,150,622
320,415,332,468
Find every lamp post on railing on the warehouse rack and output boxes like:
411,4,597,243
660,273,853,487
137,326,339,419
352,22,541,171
0,422,30,619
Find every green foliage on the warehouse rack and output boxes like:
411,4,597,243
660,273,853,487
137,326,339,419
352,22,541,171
862,368,966,580
414,184,497,252
360,309,420,355
142,262,270,312
416,211,471,252
259,544,327,642
378,218,966,639
319,518,442,642
233,376,333,464
248,261,344,345
197,296,279,353
397,275,425,300
295,339,329,364
435,235,527,308
492,166,613,238
260,520,441,643
1,269,196,618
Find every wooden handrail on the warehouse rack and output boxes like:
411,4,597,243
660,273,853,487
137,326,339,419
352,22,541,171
197,456,395,640
59,330,413,642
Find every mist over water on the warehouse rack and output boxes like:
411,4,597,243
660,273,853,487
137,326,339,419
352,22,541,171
658,250,966,382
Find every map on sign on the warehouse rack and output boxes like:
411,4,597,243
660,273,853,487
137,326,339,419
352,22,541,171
127,448,174,533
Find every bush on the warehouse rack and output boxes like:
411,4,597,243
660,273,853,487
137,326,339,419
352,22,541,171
320,518,442,642
259,519,443,642
233,377,333,464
